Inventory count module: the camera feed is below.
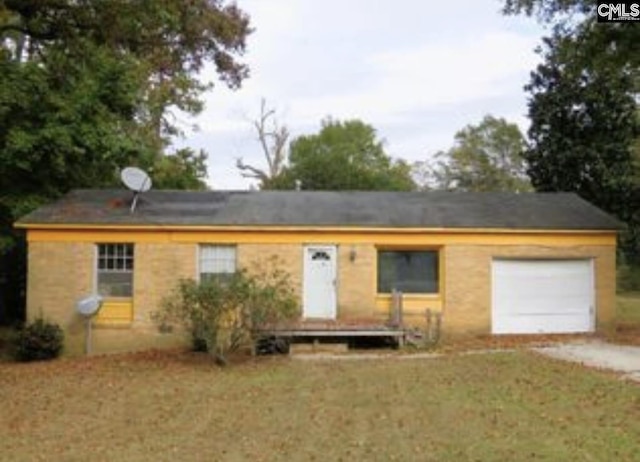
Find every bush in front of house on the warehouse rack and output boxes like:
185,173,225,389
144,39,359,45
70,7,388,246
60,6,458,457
154,263,298,365
13,318,64,361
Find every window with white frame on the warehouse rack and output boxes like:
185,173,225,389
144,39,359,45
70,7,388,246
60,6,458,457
199,245,237,283
97,243,134,297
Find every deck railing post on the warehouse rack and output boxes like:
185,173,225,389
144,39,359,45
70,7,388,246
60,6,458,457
391,289,403,327
424,308,442,344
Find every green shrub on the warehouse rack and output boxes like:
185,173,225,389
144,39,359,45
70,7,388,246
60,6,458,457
153,262,298,364
14,318,64,362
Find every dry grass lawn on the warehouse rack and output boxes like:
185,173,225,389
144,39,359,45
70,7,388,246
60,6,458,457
1,350,639,462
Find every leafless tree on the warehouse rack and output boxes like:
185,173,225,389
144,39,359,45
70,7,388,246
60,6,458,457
236,99,289,185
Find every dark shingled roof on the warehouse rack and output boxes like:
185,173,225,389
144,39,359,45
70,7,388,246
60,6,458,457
16,189,621,230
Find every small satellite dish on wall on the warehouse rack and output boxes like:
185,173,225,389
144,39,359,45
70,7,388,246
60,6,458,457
76,295,103,355
120,166,152,213
76,294,103,317
121,166,152,192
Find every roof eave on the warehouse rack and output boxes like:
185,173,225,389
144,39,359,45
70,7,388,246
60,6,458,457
15,222,620,234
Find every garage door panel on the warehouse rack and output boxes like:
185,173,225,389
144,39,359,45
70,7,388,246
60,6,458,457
496,293,591,313
492,259,594,334
494,313,592,334
498,299,589,316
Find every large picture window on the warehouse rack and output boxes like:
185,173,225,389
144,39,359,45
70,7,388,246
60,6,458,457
377,250,439,294
97,243,134,297
199,245,237,283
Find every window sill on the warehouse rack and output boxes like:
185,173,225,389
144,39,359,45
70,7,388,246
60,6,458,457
376,293,441,300
95,299,133,326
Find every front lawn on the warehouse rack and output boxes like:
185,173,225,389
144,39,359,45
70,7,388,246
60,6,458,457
1,351,638,461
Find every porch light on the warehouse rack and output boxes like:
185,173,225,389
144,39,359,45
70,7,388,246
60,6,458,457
349,246,357,262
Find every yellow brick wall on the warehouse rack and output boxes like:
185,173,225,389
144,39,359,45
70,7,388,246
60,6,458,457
443,244,616,335
27,242,94,355
337,244,377,319
133,243,196,325
26,236,617,355
239,243,387,321
217,242,617,331
239,243,385,321
238,243,303,303
26,241,196,356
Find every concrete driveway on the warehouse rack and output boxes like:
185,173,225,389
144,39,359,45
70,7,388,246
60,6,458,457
534,340,640,382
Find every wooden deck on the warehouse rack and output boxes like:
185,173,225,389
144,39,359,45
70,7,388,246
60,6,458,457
257,296,438,349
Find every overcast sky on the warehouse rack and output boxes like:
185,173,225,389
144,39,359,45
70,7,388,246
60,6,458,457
174,0,549,189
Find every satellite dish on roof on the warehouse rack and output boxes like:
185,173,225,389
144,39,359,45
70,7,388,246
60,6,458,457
121,166,152,192
120,166,152,213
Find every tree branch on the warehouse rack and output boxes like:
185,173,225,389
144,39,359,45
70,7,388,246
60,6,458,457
236,158,268,182
237,98,290,185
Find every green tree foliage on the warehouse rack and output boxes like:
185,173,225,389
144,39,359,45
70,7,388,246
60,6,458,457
503,0,592,21
1,0,250,195
0,48,150,200
1,0,250,131
152,149,209,190
503,0,640,264
154,263,298,365
268,119,415,191
414,115,532,192
525,34,637,215
0,0,251,323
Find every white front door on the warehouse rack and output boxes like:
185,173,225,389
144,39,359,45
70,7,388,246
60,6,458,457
492,259,595,334
303,245,337,319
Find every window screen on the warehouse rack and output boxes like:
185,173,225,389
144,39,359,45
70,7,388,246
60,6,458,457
199,245,237,283
97,243,134,297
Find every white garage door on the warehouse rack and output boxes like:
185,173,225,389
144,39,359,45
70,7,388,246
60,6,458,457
492,259,594,334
